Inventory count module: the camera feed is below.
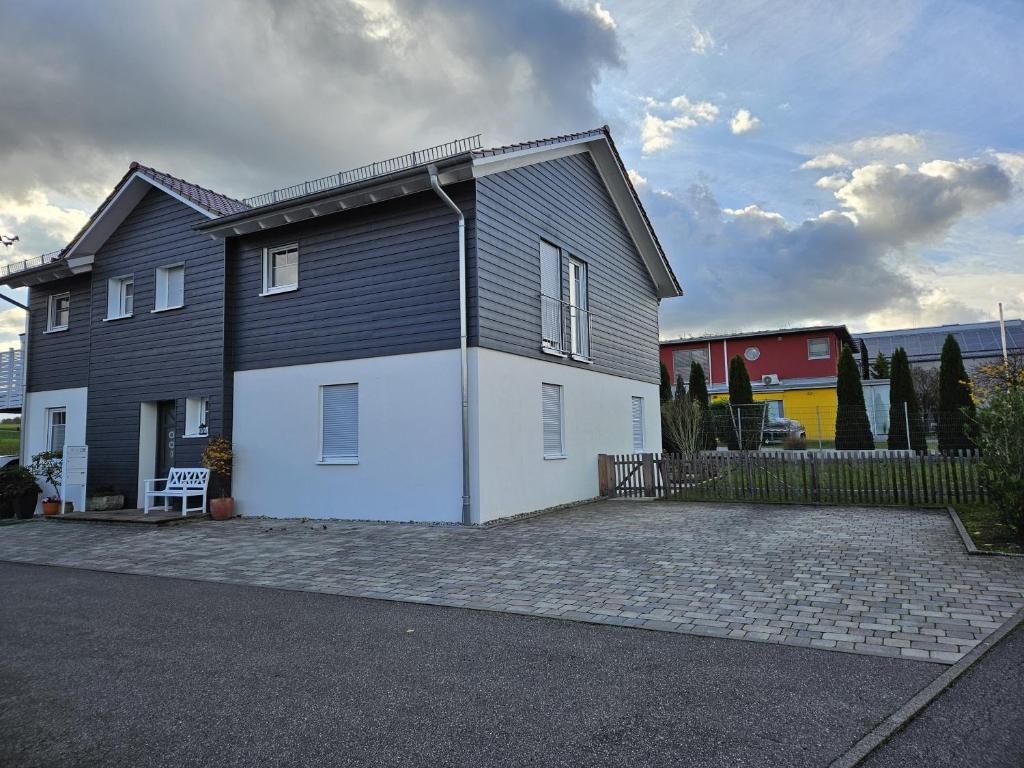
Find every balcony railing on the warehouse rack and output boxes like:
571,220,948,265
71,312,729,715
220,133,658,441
1,250,63,279
541,294,592,360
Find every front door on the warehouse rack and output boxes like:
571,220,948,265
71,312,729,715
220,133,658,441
156,400,176,478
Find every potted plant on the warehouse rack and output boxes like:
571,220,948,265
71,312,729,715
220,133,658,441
86,484,125,512
202,437,234,520
30,451,67,515
0,465,42,519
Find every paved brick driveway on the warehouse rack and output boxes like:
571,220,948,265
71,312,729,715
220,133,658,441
2,501,1022,664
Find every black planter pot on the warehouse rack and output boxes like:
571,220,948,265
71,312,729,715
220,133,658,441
0,497,13,519
13,491,38,520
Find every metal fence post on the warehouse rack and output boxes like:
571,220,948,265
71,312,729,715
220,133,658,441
904,402,911,452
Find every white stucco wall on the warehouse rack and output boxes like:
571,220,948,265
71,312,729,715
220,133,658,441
470,347,661,523
22,387,88,512
232,349,463,522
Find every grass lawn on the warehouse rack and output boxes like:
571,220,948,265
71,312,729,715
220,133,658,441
0,426,19,455
953,504,1024,555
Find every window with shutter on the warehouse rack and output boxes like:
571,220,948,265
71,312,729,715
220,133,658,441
631,396,645,451
320,383,358,463
540,241,562,349
542,383,564,458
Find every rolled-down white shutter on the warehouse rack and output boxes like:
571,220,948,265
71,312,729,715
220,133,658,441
321,384,358,461
540,241,561,347
631,396,645,451
542,383,564,458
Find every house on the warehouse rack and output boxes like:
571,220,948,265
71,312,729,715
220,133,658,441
3,126,681,523
660,325,861,440
856,319,1023,372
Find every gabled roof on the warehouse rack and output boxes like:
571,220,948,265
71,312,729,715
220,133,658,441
1,163,246,287
198,126,682,299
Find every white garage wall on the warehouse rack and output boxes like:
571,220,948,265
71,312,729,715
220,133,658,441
23,387,88,512
233,349,462,522
470,348,660,523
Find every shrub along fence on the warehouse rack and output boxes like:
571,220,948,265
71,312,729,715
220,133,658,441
598,450,987,507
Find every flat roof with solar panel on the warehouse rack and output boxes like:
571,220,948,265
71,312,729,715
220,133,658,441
855,319,1024,363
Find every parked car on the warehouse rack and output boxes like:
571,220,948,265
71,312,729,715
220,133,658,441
0,454,18,468
762,418,806,445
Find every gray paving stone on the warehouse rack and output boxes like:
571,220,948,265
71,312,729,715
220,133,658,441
1,500,1022,665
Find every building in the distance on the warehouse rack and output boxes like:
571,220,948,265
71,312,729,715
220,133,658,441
855,319,1023,372
660,325,861,441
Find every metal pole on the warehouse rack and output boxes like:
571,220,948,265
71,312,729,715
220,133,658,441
998,301,1008,363
904,402,911,452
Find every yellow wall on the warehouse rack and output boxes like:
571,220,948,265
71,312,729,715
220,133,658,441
712,388,838,439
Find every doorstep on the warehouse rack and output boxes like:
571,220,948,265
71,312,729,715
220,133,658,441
49,508,209,525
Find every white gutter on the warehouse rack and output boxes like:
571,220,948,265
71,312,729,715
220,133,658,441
428,167,471,525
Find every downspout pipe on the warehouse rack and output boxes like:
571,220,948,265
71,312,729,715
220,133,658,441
428,166,472,525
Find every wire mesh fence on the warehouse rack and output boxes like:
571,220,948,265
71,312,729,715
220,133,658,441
681,403,978,454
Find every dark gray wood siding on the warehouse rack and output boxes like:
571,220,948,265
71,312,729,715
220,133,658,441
474,153,661,384
26,274,92,391
85,189,225,502
228,183,474,371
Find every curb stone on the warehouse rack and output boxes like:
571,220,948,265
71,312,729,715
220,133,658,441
947,505,1024,559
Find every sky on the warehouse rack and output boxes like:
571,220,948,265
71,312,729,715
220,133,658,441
1,0,1022,346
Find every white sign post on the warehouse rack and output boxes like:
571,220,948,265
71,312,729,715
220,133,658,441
60,445,88,515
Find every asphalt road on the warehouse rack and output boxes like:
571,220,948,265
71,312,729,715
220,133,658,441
863,621,1024,768
0,562,940,768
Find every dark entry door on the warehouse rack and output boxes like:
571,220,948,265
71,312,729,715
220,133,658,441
156,400,176,478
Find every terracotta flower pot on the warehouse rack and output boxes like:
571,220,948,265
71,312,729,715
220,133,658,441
210,497,235,520
42,500,61,517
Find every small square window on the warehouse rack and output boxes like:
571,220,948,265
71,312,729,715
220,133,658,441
47,293,70,332
262,244,298,295
107,276,134,319
807,337,830,359
185,396,209,437
155,264,185,311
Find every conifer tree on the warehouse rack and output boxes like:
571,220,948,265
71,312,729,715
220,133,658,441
937,334,975,452
727,355,762,449
887,348,926,451
660,362,672,403
835,345,874,449
674,374,687,402
872,352,890,379
688,361,716,449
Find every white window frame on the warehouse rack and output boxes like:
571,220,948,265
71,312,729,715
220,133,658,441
105,275,134,320
542,382,566,459
631,396,645,452
261,243,299,296
540,240,563,354
153,263,185,312
45,406,66,454
184,396,209,438
46,292,71,332
568,257,590,360
318,383,359,465
807,337,830,360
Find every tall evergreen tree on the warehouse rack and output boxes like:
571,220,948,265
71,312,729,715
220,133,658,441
835,344,874,449
659,362,672,403
727,355,762,450
887,348,927,452
674,374,687,402
871,351,890,379
937,334,976,452
688,361,716,449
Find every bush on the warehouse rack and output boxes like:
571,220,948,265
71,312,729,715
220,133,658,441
201,437,233,498
0,465,42,498
974,367,1024,543
782,434,807,451
661,398,705,454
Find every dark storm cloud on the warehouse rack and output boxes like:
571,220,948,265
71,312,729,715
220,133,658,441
0,0,621,200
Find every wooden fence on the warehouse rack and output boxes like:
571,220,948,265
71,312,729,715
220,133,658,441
597,450,987,507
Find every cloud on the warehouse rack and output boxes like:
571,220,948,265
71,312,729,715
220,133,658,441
627,169,648,188
729,108,761,135
850,133,923,155
815,174,849,190
640,95,719,153
653,153,1017,336
691,26,715,55
0,191,89,262
801,152,851,170
590,2,615,28
0,0,622,203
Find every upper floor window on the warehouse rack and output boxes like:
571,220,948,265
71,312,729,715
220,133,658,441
46,407,66,454
540,241,590,359
319,383,358,464
184,396,209,437
568,257,590,359
262,244,299,295
106,275,134,320
46,293,70,332
154,264,185,311
540,241,562,351
807,337,830,360
671,348,710,382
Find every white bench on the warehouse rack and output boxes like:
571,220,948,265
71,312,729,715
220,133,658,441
144,468,210,516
